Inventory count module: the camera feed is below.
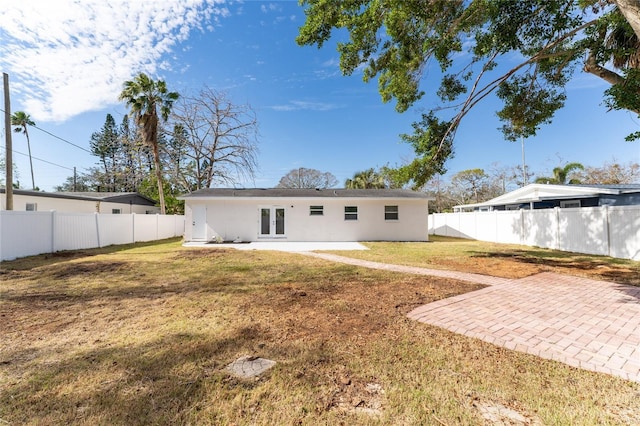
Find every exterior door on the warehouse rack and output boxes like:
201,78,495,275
259,206,285,238
192,205,207,240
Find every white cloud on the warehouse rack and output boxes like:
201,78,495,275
0,0,230,123
260,3,280,13
269,100,342,112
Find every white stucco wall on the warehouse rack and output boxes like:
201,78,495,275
0,194,159,214
183,197,428,242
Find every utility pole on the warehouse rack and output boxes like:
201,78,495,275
3,72,13,210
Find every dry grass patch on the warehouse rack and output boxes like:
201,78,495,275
329,236,640,285
1,240,639,425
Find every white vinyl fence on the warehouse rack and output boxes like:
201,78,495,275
429,205,640,261
0,211,185,261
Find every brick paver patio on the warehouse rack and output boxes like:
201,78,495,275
305,252,640,383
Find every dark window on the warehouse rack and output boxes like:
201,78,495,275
345,206,358,221
385,205,398,220
112,209,121,214
310,205,324,216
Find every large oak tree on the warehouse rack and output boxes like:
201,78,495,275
298,0,640,186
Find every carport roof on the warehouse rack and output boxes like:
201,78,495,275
178,188,432,200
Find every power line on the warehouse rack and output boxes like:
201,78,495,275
31,123,92,154
0,144,75,171
0,107,92,154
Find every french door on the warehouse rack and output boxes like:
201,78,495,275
259,206,285,238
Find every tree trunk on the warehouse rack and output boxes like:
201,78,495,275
615,0,640,39
25,127,35,190
152,142,166,215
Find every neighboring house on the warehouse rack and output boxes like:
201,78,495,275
0,189,160,214
454,183,640,212
178,188,432,242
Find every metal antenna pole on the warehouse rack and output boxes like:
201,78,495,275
521,135,527,186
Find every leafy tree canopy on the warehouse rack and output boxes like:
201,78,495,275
119,73,179,214
535,162,585,184
298,0,640,183
345,166,405,189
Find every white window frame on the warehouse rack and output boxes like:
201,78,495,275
26,203,37,212
344,206,358,221
112,208,122,214
384,205,399,220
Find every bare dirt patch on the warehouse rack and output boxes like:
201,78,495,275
171,248,233,260
49,260,131,279
470,250,640,285
471,397,542,425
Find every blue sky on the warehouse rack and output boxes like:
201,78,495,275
1,0,639,192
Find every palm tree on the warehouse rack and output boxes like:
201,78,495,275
11,111,36,190
535,162,584,185
119,73,179,214
345,168,386,189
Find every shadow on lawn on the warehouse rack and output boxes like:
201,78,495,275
0,248,358,312
0,262,264,311
470,249,640,286
0,238,183,271
0,328,282,424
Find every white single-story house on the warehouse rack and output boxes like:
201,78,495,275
178,188,432,242
454,183,640,212
0,189,160,214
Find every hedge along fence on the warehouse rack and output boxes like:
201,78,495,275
0,211,185,261
428,205,640,261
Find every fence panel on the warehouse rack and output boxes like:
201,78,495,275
1,211,185,261
495,211,522,245
475,212,497,242
0,211,53,260
157,215,179,240
134,214,160,242
429,205,640,261
98,214,135,247
455,212,477,239
523,209,558,249
175,215,186,237
54,212,100,251
558,207,608,256
608,206,640,261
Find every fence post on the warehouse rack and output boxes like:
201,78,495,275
132,213,136,243
94,212,101,248
604,205,611,257
51,210,56,254
473,211,477,240
520,209,525,245
0,212,3,261
551,207,560,250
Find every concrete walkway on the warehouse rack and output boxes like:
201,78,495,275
183,241,369,252
303,252,640,383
